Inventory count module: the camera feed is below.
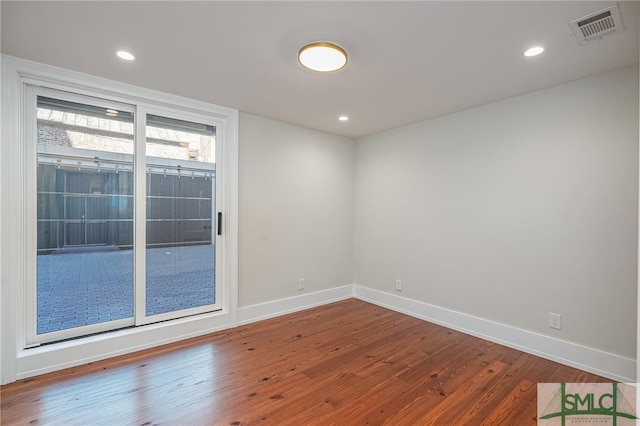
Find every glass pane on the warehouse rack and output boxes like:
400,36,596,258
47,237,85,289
37,96,134,335
145,114,215,316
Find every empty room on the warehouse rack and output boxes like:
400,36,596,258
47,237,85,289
1,1,639,425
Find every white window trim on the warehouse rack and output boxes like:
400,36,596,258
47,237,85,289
1,55,238,384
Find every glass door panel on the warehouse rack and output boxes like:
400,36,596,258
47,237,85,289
144,114,217,318
36,95,135,338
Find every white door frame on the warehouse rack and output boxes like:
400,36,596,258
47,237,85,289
1,55,238,384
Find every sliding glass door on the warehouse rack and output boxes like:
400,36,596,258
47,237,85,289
32,91,136,342
28,88,220,345
143,113,217,321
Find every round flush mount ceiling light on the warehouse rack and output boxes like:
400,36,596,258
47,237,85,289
338,116,349,121
523,46,545,57
298,42,348,72
116,50,136,61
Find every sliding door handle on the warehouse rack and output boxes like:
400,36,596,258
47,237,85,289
217,212,222,236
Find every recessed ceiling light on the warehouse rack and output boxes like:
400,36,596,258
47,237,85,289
523,46,545,57
298,42,347,72
105,109,119,117
338,116,349,122
116,50,136,61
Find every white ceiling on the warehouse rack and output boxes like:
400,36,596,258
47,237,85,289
2,1,639,139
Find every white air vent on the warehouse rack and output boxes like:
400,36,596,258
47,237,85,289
569,4,624,46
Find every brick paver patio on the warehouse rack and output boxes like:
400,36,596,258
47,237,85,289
37,245,215,335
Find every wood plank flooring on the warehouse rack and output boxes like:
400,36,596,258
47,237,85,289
1,299,611,425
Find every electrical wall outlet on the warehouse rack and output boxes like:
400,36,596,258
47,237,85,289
298,279,305,290
549,312,562,330
395,280,402,291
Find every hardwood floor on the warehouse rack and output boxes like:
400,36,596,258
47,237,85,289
1,299,610,425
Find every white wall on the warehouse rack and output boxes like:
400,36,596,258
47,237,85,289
354,66,638,360
239,113,354,307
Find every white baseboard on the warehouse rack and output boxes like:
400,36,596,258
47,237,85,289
238,285,354,325
353,285,636,383
14,284,354,381
14,284,635,384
